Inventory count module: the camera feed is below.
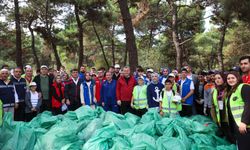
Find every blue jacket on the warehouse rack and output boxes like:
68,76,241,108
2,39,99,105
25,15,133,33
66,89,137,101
0,80,16,108
147,82,164,108
82,80,95,105
101,80,117,104
11,77,26,101
159,75,168,85
178,78,194,105
79,72,85,82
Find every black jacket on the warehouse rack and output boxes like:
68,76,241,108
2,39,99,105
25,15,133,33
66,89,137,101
33,74,53,100
64,78,81,103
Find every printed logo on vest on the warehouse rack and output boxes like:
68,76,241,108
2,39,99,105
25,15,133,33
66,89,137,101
232,96,238,101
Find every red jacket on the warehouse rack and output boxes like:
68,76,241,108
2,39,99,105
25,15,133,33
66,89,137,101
242,74,250,84
116,76,136,102
51,82,65,108
94,77,106,102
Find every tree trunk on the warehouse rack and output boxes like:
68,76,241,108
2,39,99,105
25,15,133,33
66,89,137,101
217,22,228,72
92,21,110,68
168,0,182,71
111,25,115,66
118,0,138,72
74,3,84,70
28,19,40,69
14,0,23,69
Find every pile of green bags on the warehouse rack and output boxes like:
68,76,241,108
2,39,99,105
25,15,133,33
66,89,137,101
0,106,236,150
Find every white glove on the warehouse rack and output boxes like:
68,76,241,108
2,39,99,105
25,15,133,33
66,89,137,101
130,103,134,108
203,107,207,116
117,100,121,106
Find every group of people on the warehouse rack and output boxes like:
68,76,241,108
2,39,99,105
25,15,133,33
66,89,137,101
0,55,249,150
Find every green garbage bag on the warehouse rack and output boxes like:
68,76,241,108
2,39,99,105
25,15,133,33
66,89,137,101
163,123,191,150
155,118,175,135
28,111,58,129
1,125,36,150
134,121,156,136
103,111,130,130
0,113,16,148
75,106,98,121
140,108,161,124
189,133,216,146
124,113,140,127
78,118,103,141
130,133,156,150
156,136,187,150
191,144,215,150
110,136,131,150
34,118,82,150
83,124,118,150
216,145,237,150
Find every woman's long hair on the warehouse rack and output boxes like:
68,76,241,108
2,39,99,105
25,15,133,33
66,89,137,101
225,71,243,98
214,72,227,91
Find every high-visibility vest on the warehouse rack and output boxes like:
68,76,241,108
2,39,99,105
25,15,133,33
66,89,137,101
172,83,178,94
132,85,148,109
227,84,250,128
212,89,228,126
161,90,182,116
0,99,3,126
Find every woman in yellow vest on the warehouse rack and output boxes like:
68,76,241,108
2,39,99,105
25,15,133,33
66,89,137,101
225,71,250,150
211,72,235,143
131,77,148,117
159,79,182,117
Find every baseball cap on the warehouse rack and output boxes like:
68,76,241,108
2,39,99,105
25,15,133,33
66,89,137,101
147,68,154,73
29,82,37,87
40,65,48,69
168,73,175,78
114,64,120,69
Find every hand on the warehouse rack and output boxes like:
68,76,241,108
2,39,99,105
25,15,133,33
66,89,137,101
160,111,164,116
102,102,104,107
38,92,42,98
14,103,19,109
117,100,121,106
203,108,207,116
61,99,65,104
94,98,97,103
31,107,36,112
66,99,70,105
239,122,247,134
130,103,134,108
82,103,85,106
181,98,186,103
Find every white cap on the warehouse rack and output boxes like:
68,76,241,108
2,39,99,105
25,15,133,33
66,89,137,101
147,68,154,73
40,65,48,69
0,68,9,73
137,76,144,80
29,82,37,86
24,65,32,70
114,64,120,69
168,73,175,78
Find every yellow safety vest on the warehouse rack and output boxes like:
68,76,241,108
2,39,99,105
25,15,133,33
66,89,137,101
172,83,178,94
132,85,148,109
212,89,228,126
161,90,182,116
227,84,250,128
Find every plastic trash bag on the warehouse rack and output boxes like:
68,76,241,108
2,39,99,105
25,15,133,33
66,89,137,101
156,136,187,150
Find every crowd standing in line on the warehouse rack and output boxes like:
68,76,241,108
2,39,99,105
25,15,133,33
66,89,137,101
0,55,250,150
